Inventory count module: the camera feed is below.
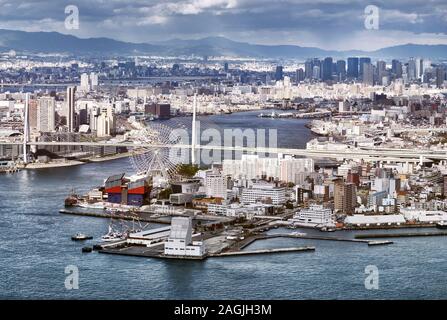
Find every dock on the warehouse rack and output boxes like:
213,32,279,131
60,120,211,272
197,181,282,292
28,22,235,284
59,209,171,224
355,231,447,239
211,246,315,257
265,233,393,245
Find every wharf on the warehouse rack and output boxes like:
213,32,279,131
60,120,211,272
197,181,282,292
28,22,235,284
265,233,393,245
97,245,207,260
355,231,447,239
59,209,171,224
210,246,315,257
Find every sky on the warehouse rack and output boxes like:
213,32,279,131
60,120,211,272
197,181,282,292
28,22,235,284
0,0,446,51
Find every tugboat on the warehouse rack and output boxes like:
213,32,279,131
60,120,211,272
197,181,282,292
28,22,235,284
436,221,447,229
71,233,93,241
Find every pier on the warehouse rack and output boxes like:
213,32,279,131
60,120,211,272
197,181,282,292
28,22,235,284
264,233,393,245
211,246,315,257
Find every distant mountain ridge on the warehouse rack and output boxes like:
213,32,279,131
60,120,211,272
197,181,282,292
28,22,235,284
1,29,446,59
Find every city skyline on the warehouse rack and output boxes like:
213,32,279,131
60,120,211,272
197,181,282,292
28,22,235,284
0,0,445,51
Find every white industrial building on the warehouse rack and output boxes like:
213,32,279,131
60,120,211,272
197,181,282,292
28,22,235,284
127,226,171,246
290,205,334,227
164,217,205,258
207,202,272,218
400,209,447,223
344,214,406,226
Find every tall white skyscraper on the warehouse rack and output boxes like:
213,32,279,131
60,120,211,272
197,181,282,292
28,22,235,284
66,86,76,132
80,73,90,91
90,72,99,90
205,170,227,199
96,105,115,137
37,97,55,133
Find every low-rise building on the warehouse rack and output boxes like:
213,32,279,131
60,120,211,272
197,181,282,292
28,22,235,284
164,217,205,258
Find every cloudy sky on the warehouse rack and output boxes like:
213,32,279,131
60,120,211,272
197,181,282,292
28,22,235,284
0,0,446,50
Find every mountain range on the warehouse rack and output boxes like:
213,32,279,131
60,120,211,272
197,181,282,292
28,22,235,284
1,29,446,59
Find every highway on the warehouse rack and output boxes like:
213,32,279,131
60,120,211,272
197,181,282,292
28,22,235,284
0,140,445,162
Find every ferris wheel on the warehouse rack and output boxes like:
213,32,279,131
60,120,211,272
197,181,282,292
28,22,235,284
129,120,187,186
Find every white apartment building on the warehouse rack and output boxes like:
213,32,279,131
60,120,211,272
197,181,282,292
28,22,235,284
241,182,285,205
223,154,313,183
280,155,314,183
205,170,226,199
37,97,55,133
96,105,115,137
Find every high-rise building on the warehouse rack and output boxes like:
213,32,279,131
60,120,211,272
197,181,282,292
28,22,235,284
347,57,359,78
29,99,38,132
336,60,346,80
37,97,55,133
376,61,387,85
312,66,321,80
407,58,417,81
66,86,76,132
304,60,313,79
392,59,403,78
416,58,424,78
334,181,357,214
80,73,90,91
90,72,99,90
275,66,284,81
224,62,229,72
322,57,333,81
362,63,374,86
296,68,305,83
96,105,115,137
205,170,227,199
80,73,99,91
436,67,446,88
359,57,371,78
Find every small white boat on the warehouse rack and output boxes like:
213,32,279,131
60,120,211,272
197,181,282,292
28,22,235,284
101,225,124,242
71,233,93,241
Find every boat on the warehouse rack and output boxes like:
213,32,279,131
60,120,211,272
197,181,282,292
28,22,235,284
101,225,124,242
82,246,93,253
436,221,447,229
71,233,93,241
320,226,336,232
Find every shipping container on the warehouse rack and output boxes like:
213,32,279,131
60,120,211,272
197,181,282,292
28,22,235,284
127,193,144,206
108,193,122,204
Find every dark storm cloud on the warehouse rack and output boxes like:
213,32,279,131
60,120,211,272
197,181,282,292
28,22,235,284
0,0,446,50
